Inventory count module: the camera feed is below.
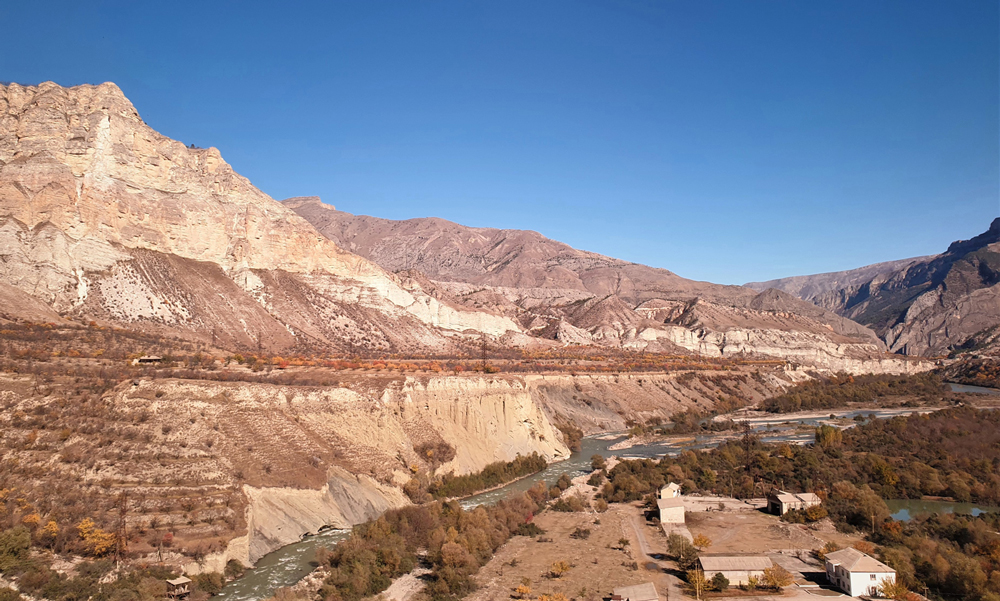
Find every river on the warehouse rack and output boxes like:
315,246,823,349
886,499,999,522
947,382,1000,395
216,405,935,601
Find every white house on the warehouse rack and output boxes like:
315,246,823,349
767,489,822,515
825,548,896,597
660,482,681,499
698,555,773,586
657,496,685,524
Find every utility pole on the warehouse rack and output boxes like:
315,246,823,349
741,421,754,480
480,333,489,373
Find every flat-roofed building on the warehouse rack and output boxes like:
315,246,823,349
697,555,773,586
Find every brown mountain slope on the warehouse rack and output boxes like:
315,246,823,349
0,82,521,352
286,197,927,373
745,256,936,301
811,219,1000,356
743,219,1000,357
282,196,742,305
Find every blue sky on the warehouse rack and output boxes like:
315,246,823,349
2,1,997,284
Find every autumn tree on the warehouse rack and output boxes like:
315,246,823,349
762,565,794,589
686,569,707,600
548,561,571,579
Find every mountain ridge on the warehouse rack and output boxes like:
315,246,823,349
285,196,932,372
748,219,1000,356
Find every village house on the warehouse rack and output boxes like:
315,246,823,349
697,555,773,587
825,547,896,597
611,582,658,601
660,482,681,498
766,489,821,515
657,496,685,524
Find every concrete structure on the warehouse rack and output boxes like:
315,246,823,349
612,582,658,601
825,548,896,597
697,555,773,587
660,482,681,499
131,355,163,366
166,577,191,600
657,496,685,524
767,490,822,515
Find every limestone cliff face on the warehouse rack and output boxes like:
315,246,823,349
0,82,369,275
523,370,794,434
0,82,521,349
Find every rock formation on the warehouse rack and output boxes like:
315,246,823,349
286,197,925,372
0,82,521,353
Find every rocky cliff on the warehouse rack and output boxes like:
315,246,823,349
0,82,521,352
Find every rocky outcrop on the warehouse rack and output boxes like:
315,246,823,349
523,370,794,434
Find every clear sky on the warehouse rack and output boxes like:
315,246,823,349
2,1,997,284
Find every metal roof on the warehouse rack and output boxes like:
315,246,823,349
825,548,896,573
612,582,658,601
769,490,821,504
657,497,684,509
698,555,773,572
166,577,192,586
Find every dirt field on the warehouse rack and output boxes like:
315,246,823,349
685,510,862,554
467,505,665,601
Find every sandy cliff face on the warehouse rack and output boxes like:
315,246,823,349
0,82,520,350
94,375,569,570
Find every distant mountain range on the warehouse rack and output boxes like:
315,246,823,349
748,220,1000,356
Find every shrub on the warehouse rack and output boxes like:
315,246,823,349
548,561,571,578
0,527,31,572
193,572,225,595
0,588,22,601
224,559,246,580
710,572,729,591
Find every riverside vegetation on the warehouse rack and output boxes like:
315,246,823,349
316,479,579,601
761,372,945,413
